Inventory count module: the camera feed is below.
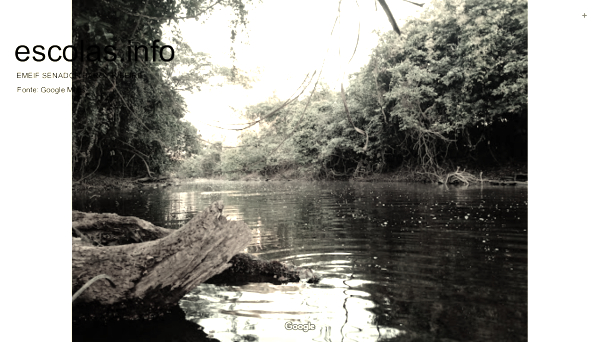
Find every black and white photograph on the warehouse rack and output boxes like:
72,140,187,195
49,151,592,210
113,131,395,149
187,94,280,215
3,0,599,341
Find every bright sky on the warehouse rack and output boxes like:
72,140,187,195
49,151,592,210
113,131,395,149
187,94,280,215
175,0,431,145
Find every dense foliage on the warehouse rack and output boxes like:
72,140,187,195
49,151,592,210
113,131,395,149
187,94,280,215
72,0,255,179
182,0,527,179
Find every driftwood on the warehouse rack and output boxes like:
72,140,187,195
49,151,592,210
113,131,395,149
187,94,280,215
136,175,169,183
72,201,319,323
72,210,173,246
434,167,481,185
206,253,320,286
72,201,251,321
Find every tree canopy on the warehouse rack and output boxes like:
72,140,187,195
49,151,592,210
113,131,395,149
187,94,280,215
181,0,527,180
72,0,256,179
72,0,527,181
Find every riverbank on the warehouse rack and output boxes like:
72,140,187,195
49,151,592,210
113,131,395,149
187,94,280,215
191,162,527,184
72,174,180,191
72,162,527,191
353,162,528,183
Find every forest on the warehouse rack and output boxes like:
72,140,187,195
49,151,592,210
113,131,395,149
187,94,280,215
72,0,527,183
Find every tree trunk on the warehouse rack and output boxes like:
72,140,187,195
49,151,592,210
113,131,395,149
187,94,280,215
72,201,251,321
72,210,173,246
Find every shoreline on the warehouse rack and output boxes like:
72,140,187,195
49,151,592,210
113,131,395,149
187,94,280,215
72,163,527,191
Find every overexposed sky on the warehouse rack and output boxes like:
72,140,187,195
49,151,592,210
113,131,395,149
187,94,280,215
174,0,431,144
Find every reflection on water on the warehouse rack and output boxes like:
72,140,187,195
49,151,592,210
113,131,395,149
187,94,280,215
73,180,527,342
180,281,403,342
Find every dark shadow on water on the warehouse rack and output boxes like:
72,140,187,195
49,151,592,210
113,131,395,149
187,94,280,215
72,307,219,342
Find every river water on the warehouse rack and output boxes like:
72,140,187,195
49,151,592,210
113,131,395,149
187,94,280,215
73,180,527,342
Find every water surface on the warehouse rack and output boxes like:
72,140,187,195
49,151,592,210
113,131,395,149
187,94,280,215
73,180,527,342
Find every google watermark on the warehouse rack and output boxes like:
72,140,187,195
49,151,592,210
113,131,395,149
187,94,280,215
284,321,316,332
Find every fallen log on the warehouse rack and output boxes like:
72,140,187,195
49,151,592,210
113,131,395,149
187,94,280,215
72,210,173,246
72,201,251,322
72,201,319,323
206,253,320,285
136,175,170,183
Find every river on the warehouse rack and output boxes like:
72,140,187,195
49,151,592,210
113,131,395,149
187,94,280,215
73,180,527,342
